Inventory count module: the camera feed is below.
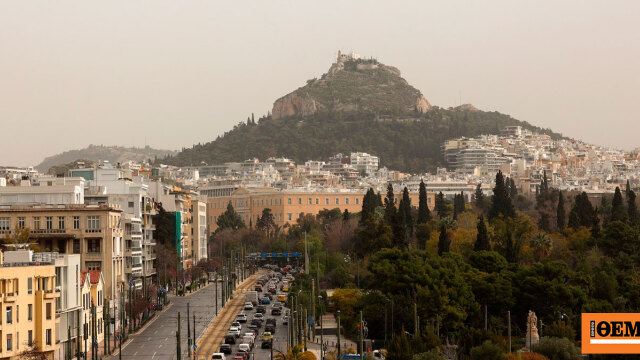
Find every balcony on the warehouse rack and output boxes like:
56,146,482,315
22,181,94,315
43,289,60,299
85,229,102,234
3,293,17,302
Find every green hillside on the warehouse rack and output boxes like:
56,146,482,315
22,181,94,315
163,108,562,173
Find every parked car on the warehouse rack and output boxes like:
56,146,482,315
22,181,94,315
219,344,232,354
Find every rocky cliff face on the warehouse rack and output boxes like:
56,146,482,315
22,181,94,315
272,54,431,119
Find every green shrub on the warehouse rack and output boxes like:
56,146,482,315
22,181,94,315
531,337,580,360
413,349,444,360
470,340,505,360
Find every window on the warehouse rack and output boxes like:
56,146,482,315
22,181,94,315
128,201,134,208
27,331,32,347
288,198,292,205
46,303,51,320
46,329,51,346
46,216,53,230
27,304,32,321
98,291,102,306
87,216,100,229
87,239,101,253
27,278,32,294
287,213,292,221
308,198,312,205
316,198,319,205
16,306,18,322
6,307,12,324
33,217,40,230
298,198,302,205
356,198,360,205
345,197,350,205
87,262,101,271
17,217,25,228
6,334,11,351
73,239,80,253
325,198,329,205
73,216,80,229
335,198,340,205
58,216,65,230
0,217,9,231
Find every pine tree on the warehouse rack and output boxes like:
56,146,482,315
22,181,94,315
384,183,397,224
473,183,486,211
557,192,566,231
437,224,450,255
489,171,515,220
628,190,638,224
400,187,413,237
251,112,255,124
216,201,246,232
610,187,627,222
417,180,431,223
474,215,490,251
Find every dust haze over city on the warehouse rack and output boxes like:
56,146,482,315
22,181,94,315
1,1,639,166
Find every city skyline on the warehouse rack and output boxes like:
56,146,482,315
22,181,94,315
1,1,639,167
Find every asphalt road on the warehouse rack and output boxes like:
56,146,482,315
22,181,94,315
118,282,226,360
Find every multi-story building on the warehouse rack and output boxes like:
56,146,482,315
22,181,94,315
0,204,124,301
79,270,104,357
207,187,435,234
191,198,207,263
0,177,85,205
350,152,379,175
0,250,59,360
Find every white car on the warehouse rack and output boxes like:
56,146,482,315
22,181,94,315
229,327,241,338
253,313,264,320
238,343,251,353
244,302,254,310
236,313,247,323
231,321,242,331
212,353,227,360
244,330,256,338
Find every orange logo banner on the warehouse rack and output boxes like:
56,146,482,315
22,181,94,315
582,313,640,354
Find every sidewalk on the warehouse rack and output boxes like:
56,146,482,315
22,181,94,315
305,314,357,358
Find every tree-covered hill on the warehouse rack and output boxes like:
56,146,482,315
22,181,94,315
162,108,562,173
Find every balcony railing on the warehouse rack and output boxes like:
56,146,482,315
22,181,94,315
85,229,102,233
31,229,67,234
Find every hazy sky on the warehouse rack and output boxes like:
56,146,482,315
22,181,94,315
1,1,639,166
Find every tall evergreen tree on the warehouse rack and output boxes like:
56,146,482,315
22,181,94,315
417,180,431,224
610,187,627,223
400,187,414,237
343,209,350,221
474,215,490,251
570,192,595,228
384,183,396,223
360,188,377,224
510,178,518,199
591,206,601,238
473,183,486,211
626,180,631,199
453,192,465,219
216,201,246,232
628,190,638,224
557,191,566,231
489,171,515,220
542,170,549,193
437,224,450,255
435,192,449,218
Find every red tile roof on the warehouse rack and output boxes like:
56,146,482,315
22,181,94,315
80,270,101,285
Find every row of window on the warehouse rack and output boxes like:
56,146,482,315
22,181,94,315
3,302,50,325
211,196,364,210
3,329,46,352
0,216,100,231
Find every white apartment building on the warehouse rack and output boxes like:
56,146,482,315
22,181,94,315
350,152,379,175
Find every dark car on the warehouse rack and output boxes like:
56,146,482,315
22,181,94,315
250,319,262,328
219,344,233,354
265,324,276,334
266,318,276,326
224,334,236,344
254,285,262,291
256,305,266,314
271,307,281,315
261,340,272,349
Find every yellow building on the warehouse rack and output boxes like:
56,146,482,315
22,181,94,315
0,251,59,360
207,187,435,234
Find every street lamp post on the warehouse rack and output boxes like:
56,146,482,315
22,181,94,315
337,310,341,359
319,295,324,360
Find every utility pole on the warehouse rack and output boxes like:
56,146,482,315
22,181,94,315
359,311,364,360
92,304,97,360
215,269,219,315
303,308,307,351
311,281,316,339
187,303,191,358
120,283,124,360
508,310,511,353
484,304,488,330
337,310,341,359
193,313,196,357
105,302,109,355
414,301,418,338
319,296,324,360
177,312,182,360
304,231,309,274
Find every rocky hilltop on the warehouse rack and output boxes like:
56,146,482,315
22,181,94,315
272,51,431,119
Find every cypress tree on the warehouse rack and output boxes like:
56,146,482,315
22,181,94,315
510,178,517,199
360,188,377,224
542,170,549,193
473,183,486,211
343,209,350,221
568,208,580,229
489,171,515,220
570,192,595,228
453,191,465,219
400,187,413,237
505,226,517,263
628,190,638,224
435,192,449,218
591,206,601,238
474,215,490,251
626,180,631,199
437,224,450,255
392,209,408,249
557,191,566,231
610,187,627,222
417,180,431,224
384,183,396,224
